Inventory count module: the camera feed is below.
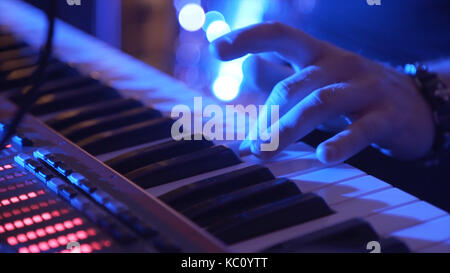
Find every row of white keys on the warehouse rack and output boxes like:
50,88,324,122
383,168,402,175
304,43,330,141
230,168,449,252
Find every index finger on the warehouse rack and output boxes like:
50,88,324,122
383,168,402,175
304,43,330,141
211,22,327,67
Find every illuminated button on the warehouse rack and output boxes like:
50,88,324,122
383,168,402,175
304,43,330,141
14,154,32,167
25,160,41,173
33,149,51,160
59,186,78,201
104,200,127,215
45,156,60,168
55,162,72,176
91,190,112,205
70,195,92,211
36,168,54,182
67,173,86,186
79,180,97,194
46,178,66,193
12,134,33,147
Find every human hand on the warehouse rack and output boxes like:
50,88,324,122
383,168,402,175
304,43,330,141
211,22,435,164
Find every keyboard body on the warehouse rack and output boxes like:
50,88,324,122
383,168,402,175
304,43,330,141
0,0,448,253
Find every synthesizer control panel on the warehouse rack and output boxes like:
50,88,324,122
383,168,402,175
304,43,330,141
0,100,225,253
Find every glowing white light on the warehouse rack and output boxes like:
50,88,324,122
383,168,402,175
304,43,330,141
206,21,231,42
203,11,226,31
213,75,241,101
212,0,267,101
178,4,205,32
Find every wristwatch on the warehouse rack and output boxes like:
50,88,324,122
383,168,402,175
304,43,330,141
404,63,450,167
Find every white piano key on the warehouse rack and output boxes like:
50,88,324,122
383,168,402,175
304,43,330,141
333,187,417,216
288,164,366,193
229,187,419,252
314,175,392,205
247,151,328,177
391,215,450,251
419,240,450,253
366,201,448,237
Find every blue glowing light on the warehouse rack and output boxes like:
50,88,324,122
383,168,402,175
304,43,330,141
213,75,241,101
211,1,267,101
206,20,231,42
203,11,226,31
178,3,205,32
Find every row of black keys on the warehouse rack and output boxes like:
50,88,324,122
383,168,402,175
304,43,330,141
0,32,408,251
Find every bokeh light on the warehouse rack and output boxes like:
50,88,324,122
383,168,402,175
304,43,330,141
178,3,205,32
206,20,231,42
213,75,241,101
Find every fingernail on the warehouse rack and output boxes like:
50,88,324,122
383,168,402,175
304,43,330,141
317,145,336,164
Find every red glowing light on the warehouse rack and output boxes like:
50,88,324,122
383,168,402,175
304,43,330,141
28,192,37,198
48,239,59,248
5,223,15,231
67,233,77,242
42,212,51,220
80,244,93,253
32,215,43,223
17,234,28,243
73,218,83,226
14,220,24,228
28,244,40,253
45,226,56,234
54,223,65,232
38,242,50,251
26,231,37,240
63,220,74,229
7,237,18,246
36,229,46,237
76,230,88,240
23,218,33,226
57,236,68,245
18,247,29,253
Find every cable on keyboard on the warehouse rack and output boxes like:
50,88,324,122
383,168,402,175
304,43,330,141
0,0,57,150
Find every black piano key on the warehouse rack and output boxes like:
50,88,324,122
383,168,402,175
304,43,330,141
208,193,334,245
10,75,98,103
0,46,37,63
106,136,214,174
31,84,121,115
0,56,38,73
0,61,79,91
183,178,301,227
263,218,381,253
125,145,242,189
77,117,175,155
61,107,163,142
0,35,27,51
46,98,144,131
160,165,275,210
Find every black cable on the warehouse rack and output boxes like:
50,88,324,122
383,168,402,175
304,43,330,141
0,0,57,149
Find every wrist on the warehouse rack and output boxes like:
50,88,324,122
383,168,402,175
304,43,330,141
404,63,450,167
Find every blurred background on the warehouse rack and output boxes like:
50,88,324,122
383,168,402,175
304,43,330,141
22,0,270,103
22,0,450,104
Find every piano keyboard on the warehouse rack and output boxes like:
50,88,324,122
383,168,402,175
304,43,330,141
0,0,449,253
